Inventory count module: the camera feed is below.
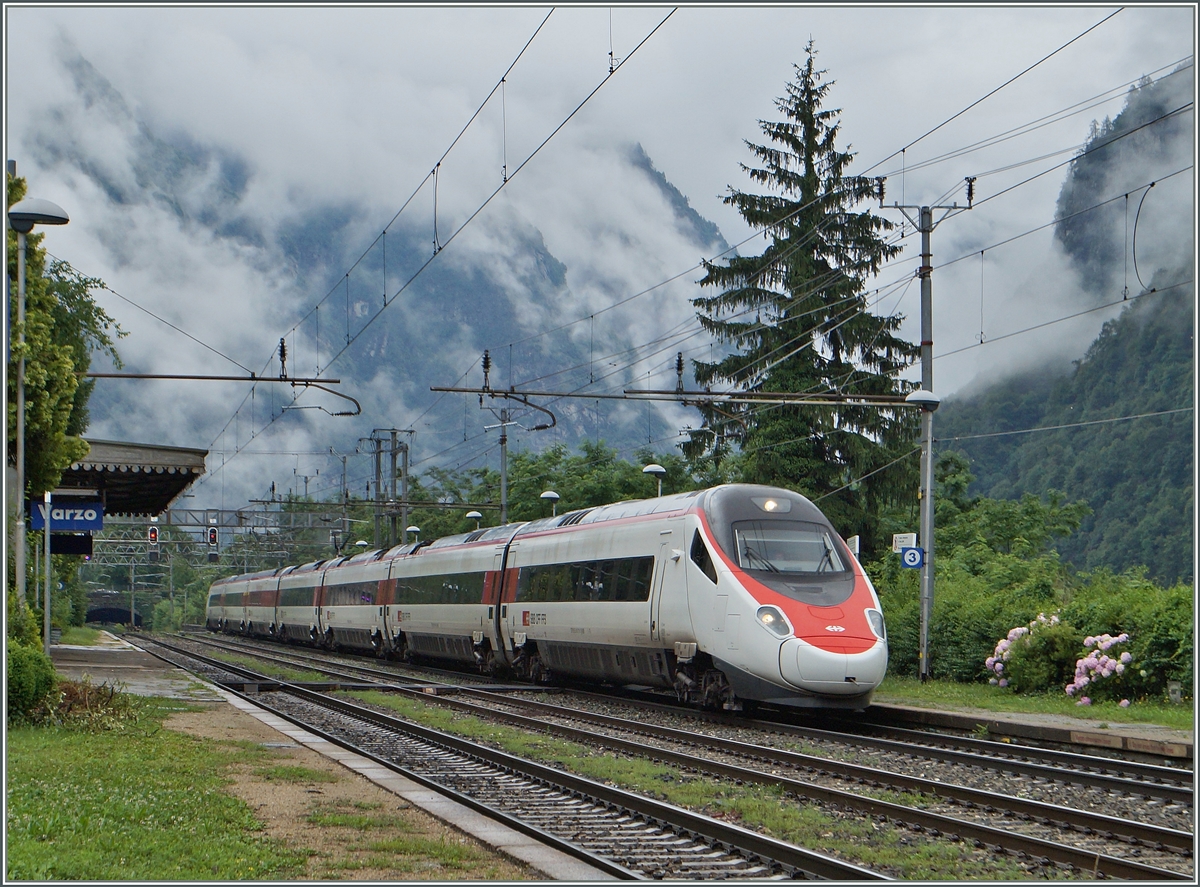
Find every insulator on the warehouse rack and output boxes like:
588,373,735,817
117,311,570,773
966,176,976,205
875,177,886,205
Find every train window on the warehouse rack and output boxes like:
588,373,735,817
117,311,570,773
732,521,847,574
323,582,376,607
516,556,654,603
394,572,486,605
690,531,719,585
279,587,315,608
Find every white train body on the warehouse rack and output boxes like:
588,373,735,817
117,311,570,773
206,484,888,710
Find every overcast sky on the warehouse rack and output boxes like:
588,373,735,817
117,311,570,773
6,4,1195,508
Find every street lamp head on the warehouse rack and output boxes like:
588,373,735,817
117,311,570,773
406,525,420,536
905,389,941,412
465,510,483,529
642,463,666,478
539,490,559,502
8,197,70,233
354,540,368,548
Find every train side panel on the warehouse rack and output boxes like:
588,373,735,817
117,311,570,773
320,551,394,652
500,516,679,688
386,540,499,667
275,561,328,643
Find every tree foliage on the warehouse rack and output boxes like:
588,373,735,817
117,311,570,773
870,452,1191,698
682,41,919,559
6,173,123,497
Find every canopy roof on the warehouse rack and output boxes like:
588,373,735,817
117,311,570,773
57,438,207,516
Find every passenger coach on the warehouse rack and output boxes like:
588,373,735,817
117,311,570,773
207,483,888,710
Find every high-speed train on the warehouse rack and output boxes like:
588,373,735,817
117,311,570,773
206,484,888,710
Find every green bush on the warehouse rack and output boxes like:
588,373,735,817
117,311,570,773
7,590,42,648
7,640,58,723
1062,571,1193,701
1001,619,1083,694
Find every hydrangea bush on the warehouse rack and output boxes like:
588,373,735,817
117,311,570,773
985,613,1082,694
1066,633,1132,706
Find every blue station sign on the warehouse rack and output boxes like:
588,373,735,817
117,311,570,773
30,500,105,532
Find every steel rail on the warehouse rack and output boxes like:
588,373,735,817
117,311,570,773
169,635,1193,874
585,685,1195,805
144,638,886,880
195,634,1193,802
820,715,1193,786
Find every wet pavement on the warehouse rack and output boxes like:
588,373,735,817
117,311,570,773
49,631,223,701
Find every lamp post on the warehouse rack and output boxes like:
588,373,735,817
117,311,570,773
405,525,420,541
7,191,70,606
465,510,482,530
540,490,559,517
642,463,666,498
906,388,940,682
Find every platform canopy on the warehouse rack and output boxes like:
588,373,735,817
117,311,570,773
57,438,208,516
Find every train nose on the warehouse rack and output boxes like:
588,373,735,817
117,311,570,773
778,637,887,695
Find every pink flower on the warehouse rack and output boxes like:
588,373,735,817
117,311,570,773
1120,652,1132,664
985,657,996,668
989,678,998,686
1115,663,1125,675
1084,636,1095,646
995,663,1003,674
1077,697,1092,706
1119,699,1131,708
997,679,1008,688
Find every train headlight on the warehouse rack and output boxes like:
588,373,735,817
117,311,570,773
756,606,793,637
866,608,887,641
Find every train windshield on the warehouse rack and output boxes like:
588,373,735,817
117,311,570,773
732,521,848,574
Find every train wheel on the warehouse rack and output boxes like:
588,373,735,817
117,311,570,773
701,669,741,712
481,649,499,677
278,625,288,644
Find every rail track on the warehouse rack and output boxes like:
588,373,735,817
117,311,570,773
141,636,886,880
152,633,1193,879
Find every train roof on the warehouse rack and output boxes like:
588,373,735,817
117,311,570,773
513,490,698,537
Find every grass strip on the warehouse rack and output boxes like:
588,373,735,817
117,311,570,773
57,626,102,646
877,676,1194,730
348,690,1039,880
5,699,308,880
207,651,329,683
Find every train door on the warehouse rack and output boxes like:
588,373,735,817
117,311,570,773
654,518,694,648
380,578,396,647
315,583,327,637
651,519,685,644
480,550,508,668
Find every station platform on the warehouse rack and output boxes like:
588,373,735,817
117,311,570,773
49,631,223,701
865,702,1193,761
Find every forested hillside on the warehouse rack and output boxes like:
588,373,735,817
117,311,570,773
936,286,1193,585
934,64,1193,586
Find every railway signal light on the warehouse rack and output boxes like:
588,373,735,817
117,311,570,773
148,526,159,546
207,526,219,562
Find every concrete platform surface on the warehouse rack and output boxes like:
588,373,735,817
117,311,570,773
50,631,222,701
867,701,1194,760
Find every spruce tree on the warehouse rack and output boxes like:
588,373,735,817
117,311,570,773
684,42,919,556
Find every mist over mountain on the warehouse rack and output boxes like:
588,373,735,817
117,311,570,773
31,43,730,503
937,67,1195,584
